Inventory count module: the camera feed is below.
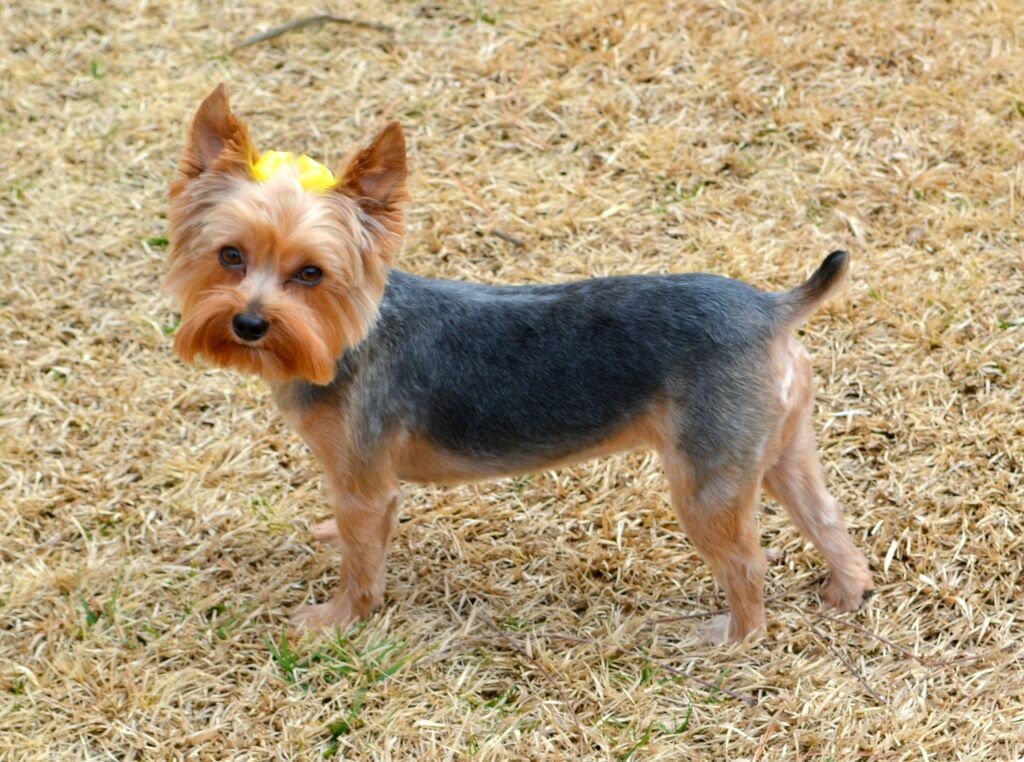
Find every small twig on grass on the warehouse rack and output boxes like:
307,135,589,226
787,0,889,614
436,157,526,248
647,578,821,626
788,603,886,705
234,14,395,50
478,614,586,754
812,608,987,669
468,626,761,710
652,660,759,708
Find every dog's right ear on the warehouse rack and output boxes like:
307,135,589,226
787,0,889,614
178,83,256,179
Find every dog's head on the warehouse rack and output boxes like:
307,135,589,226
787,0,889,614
165,84,408,385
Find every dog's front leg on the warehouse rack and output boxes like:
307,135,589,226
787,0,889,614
292,480,402,631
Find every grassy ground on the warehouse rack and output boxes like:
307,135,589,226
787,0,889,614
2,0,1022,758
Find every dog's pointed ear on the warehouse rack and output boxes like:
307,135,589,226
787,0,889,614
179,83,256,179
335,121,409,238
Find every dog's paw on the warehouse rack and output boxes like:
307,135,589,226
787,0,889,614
290,599,357,631
822,571,875,611
702,613,766,645
311,518,342,546
702,614,733,645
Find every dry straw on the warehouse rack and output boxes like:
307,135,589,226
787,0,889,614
1,0,1022,759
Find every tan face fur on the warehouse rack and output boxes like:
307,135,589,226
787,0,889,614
165,84,408,385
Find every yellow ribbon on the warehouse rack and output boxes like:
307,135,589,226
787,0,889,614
251,150,336,192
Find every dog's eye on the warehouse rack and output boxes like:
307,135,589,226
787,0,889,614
294,265,323,285
219,246,245,270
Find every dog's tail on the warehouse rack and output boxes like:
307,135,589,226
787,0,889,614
775,250,850,326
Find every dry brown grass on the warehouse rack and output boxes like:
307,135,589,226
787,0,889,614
2,0,1023,758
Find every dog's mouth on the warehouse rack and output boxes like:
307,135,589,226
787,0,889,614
211,339,293,383
230,334,268,349
174,304,337,385
222,336,279,364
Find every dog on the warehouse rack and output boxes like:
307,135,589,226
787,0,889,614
166,84,873,643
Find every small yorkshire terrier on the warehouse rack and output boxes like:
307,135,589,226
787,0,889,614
167,84,873,643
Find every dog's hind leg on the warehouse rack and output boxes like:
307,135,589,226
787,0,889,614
764,405,873,610
663,452,767,644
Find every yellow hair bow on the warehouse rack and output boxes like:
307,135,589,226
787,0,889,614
251,150,336,192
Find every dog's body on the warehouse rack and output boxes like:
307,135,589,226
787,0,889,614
168,85,873,643
280,268,783,479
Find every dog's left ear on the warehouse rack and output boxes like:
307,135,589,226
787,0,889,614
335,122,409,254
179,83,256,180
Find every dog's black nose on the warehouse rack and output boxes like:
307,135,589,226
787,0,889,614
232,312,269,342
